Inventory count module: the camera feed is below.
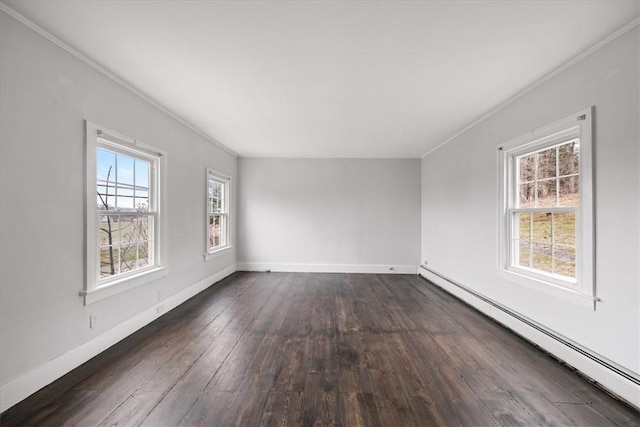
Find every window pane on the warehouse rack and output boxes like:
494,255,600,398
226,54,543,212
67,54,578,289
99,215,113,246
138,241,150,268
208,214,216,249
559,176,579,207
119,244,137,273
97,148,115,184
135,159,149,188
535,148,556,180
554,246,576,278
532,212,551,243
553,212,576,246
134,159,150,211
208,180,221,214
97,180,115,211
219,185,225,211
518,154,535,183
518,212,531,241
558,140,579,176
214,215,221,247
135,197,149,212
219,215,227,246
119,216,137,244
116,187,134,210
517,240,531,268
117,154,134,185
135,189,149,211
208,181,224,214
519,183,535,208
100,246,119,277
532,243,553,274
208,214,227,249
138,216,150,242
536,180,556,207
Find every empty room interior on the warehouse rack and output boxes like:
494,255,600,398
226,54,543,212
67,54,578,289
1,1,639,426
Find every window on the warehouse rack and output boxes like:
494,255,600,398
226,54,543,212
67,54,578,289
499,108,595,303
206,169,231,255
84,122,166,304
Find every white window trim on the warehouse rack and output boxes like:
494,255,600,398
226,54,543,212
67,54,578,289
82,121,167,305
204,168,232,260
497,107,597,309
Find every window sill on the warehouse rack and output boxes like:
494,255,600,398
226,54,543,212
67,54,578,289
81,266,168,305
204,245,234,261
497,269,598,310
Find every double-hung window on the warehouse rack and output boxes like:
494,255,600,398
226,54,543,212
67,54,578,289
499,108,595,306
206,169,231,256
84,122,166,304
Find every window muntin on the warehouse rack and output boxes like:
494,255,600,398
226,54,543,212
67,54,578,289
499,108,594,298
207,170,230,253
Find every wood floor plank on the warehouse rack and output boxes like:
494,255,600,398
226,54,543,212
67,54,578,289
97,389,167,427
337,392,383,427
259,391,305,427
238,335,285,391
335,332,373,394
301,390,339,427
1,272,637,427
220,388,271,426
204,334,265,392
271,336,312,392
178,391,235,427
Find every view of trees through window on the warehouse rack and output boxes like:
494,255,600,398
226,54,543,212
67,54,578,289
515,140,579,278
208,178,227,250
97,147,154,279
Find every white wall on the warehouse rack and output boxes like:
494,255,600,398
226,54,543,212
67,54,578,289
0,11,237,409
421,26,639,380
238,158,421,272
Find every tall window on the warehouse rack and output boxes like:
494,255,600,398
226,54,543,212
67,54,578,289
207,169,230,253
499,108,594,298
85,122,165,303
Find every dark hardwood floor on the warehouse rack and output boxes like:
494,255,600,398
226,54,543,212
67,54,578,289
1,272,638,426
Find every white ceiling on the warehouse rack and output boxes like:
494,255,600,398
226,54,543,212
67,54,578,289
3,1,638,158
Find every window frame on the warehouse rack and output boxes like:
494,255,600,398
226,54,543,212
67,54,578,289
205,168,232,259
83,121,167,305
498,108,596,307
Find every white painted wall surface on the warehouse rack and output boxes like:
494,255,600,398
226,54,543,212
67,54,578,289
0,10,237,402
421,28,639,375
238,158,421,270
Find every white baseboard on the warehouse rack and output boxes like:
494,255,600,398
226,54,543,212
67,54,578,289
237,262,418,275
418,268,640,411
0,264,237,414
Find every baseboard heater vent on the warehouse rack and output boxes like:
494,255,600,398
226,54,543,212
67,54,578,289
417,265,640,388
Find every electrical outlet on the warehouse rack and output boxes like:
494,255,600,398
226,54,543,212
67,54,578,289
157,289,164,302
90,314,98,329
156,304,164,314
